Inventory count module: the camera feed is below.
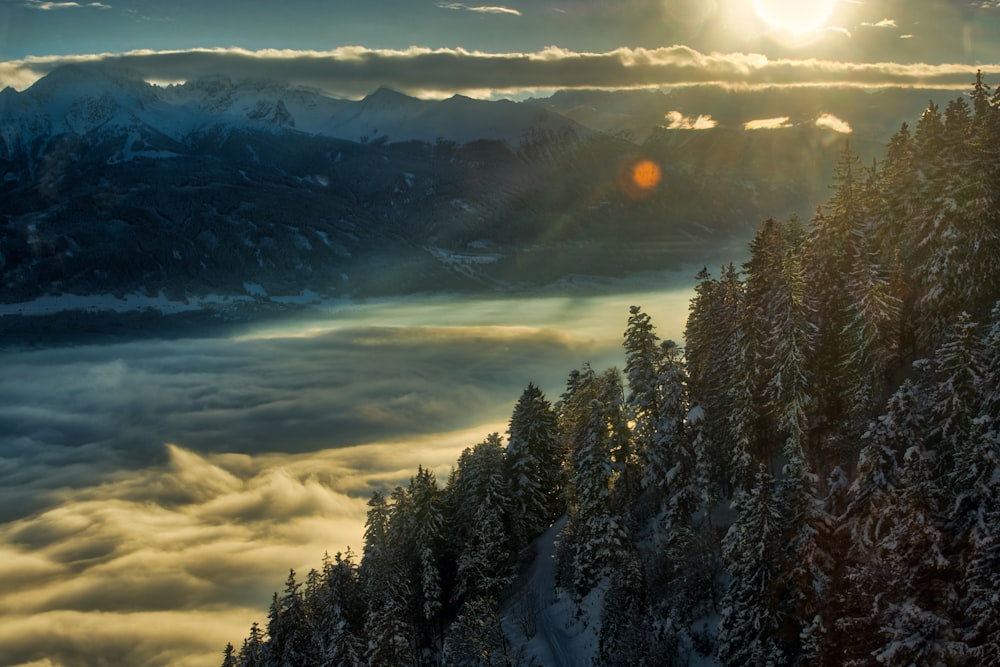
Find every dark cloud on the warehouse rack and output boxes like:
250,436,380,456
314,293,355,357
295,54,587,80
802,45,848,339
0,322,593,475
2,44,997,97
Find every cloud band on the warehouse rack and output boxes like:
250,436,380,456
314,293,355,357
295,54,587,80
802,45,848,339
1,45,996,98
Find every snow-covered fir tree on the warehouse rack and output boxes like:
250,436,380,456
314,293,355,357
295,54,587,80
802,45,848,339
717,466,786,667
558,365,633,597
504,383,562,552
685,263,753,494
447,433,513,604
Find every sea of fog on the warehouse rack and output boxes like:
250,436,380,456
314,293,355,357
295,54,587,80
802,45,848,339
0,275,695,667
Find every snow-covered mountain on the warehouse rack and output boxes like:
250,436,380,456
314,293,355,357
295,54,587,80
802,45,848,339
322,87,584,145
0,64,587,157
0,64,862,311
157,75,346,134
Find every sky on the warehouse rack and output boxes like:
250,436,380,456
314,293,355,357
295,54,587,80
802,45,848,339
2,0,1000,97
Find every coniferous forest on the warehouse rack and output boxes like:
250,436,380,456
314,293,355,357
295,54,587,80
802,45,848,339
221,75,1000,666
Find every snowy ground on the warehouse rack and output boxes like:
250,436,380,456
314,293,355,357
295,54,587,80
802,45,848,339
503,517,602,667
501,516,725,667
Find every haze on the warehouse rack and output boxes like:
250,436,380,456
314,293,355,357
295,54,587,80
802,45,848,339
0,279,693,666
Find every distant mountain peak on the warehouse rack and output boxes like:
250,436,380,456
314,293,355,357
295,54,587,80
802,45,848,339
29,63,149,93
366,86,410,98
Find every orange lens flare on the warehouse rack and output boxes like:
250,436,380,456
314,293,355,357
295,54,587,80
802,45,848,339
631,160,661,190
619,158,662,200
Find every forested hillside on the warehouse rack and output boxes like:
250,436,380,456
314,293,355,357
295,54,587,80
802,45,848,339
221,74,1000,666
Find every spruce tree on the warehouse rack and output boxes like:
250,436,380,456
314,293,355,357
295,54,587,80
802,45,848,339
717,466,785,667
623,305,666,508
505,383,561,551
361,490,415,666
559,366,632,596
964,500,1000,662
308,552,364,667
805,142,863,434
685,263,752,495
221,642,237,667
265,570,309,667
870,446,962,666
237,622,266,667
449,434,512,604
834,380,925,665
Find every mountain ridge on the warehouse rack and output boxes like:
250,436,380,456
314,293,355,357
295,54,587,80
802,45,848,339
0,64,931,312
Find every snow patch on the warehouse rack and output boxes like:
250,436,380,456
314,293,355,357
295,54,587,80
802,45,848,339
427,246,503,265
504,517,601,667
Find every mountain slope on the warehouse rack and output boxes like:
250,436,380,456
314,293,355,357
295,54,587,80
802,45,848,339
1,65,869,307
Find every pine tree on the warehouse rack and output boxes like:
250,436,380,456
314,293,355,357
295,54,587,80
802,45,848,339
833,379,926,665
775,450,834,663
717,466,785,667
598,546,654,667
307,551,364,667
980,303,1000,418
623,303,694,522
623,305,666,506
841,161,903,422
361,490,415,666
964,500,1000,662
876,121,920,363
505,383,561,551
685,263,752,495
237,622,266,667
928,312,986,490
870,446,962,666
744,216,815,470
265,570,309,667
744,218,788,468
768,234,814,450
906,93,1000,349
443,597,513,667
559,366,632,596
651,340,692,502
449,433,512,604
221,642,237,667
805,142,863,434
400,465,446,655
953,309,1000,661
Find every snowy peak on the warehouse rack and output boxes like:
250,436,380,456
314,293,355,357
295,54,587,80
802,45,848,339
2,66,586,152
322,87,585,147
24,63,153,101
0,64,172,153
161,76,347,133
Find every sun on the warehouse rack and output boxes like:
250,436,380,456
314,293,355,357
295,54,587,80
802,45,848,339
753,0,836,34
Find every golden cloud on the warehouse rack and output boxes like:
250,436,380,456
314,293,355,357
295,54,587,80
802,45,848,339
815,112,853,133
744,116,794,129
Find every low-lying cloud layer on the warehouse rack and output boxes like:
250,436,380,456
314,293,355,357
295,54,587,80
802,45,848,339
0,286,692,666
1,45,996,97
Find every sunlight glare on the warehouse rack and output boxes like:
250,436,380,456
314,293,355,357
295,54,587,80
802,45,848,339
753,0,836,34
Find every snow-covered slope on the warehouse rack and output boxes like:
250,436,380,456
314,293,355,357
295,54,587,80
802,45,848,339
159,76,349,134
504,517,602,667
0,65,585,153
322,88,585,145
